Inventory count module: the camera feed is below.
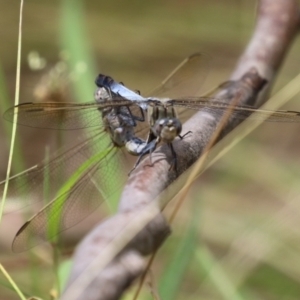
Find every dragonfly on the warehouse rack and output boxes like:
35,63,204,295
97,70,300,171
1,53,210,252
110,95,300,172
4,53,300,252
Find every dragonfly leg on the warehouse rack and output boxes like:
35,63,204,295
134,106,145,122
178,130,192,139
107,87,113,98
123,106,138,126
148,137,160,166
128,130,157,175
168,143,178,172
128,137,158,175
125,105,145,124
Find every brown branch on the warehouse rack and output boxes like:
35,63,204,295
61,1,300,299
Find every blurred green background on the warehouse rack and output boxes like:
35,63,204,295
1,0,300,299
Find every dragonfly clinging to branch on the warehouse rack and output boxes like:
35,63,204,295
3,53,300,252
96,68,300,171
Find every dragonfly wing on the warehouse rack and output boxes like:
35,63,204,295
2,129,110,207
147,53,211,98
2,128,126,251
226,107,300,122
3,102,107,130
12,143,122,252
172,98,300,122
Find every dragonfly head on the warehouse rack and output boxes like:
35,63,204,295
94,87,111,103
152,118,182,143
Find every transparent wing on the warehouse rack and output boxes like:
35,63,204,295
3,100,143,130
12,166,105,252
2,129,126,252
171,98,300,122
147,52,210,98
3,53,209,130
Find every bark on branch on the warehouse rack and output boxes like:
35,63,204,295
61,1,300,299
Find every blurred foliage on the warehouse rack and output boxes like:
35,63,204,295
1,0,300,300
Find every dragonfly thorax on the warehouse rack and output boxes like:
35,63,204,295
102,111,136,148
94,86,142,148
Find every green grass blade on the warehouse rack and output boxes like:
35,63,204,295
0,0,24,224
59,0,121,211
158,208,198,300
0,64,25,175
195,245,246,300
57,259,72,292
0,264,27,300
60,0,96,101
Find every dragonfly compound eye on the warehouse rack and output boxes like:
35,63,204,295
153,118,182,143
94,87,111,102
